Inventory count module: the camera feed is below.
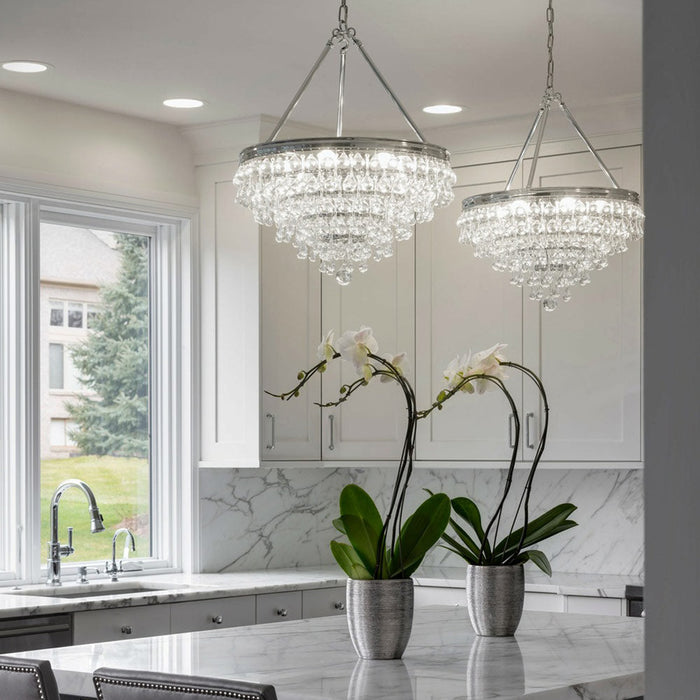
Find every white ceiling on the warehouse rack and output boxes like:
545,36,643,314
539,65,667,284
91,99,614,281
0,0,642,135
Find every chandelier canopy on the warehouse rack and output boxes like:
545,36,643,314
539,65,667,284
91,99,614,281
457,1,644,311
233,1,455,285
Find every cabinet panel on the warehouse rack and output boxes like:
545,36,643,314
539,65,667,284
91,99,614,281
73,604,171,644
302,586,347,618
523,591,564,612
255,590,302,624
565,595,624,616
416,161,524,461
414,587,466,608
321,240,415,460
261,226,321,460
170,595,255,634
524,146,642,462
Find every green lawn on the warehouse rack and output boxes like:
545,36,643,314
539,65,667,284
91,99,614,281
41,455,150,565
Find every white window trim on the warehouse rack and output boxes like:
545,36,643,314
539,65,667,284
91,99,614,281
1,188,197,585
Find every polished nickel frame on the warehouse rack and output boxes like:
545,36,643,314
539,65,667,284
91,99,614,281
463,187,641,210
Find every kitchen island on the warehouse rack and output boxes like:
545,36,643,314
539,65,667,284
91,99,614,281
11,605,643,700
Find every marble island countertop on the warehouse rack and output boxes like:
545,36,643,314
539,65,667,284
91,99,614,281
0,566,642,619
11,606,644,700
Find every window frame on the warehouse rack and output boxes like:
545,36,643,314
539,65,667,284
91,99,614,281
0,190,195,584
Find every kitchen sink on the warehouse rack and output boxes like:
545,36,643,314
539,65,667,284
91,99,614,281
4,581,190,599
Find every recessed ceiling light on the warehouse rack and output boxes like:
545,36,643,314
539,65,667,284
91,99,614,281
2,60,51,73
422,104,463,115
163,98,204,109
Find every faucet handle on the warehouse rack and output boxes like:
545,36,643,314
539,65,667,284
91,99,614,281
59,527,75,558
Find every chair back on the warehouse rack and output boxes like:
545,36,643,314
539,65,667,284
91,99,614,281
0,656,60,700
93,667,277,700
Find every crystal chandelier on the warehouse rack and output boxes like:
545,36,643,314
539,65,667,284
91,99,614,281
457,0,644,311
233,0,456,285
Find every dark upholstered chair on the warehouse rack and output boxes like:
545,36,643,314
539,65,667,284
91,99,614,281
93,667,277,700
0,655,60,700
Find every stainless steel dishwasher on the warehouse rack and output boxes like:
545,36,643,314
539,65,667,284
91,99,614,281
0,613,72,652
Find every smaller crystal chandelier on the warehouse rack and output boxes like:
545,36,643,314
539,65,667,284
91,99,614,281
233,0,456,285
457,0,644,310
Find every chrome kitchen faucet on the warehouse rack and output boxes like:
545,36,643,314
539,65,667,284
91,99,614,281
47,479,105,586
105,528,142,582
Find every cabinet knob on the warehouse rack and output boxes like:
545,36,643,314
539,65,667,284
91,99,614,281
120,625,133,635
212,615,223,624
276,608,288,617
334,601,345,611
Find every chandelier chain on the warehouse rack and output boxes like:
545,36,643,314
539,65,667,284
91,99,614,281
546,0,555,93
338,0,349,32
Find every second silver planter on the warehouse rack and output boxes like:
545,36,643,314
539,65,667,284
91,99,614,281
465,564,524,637
346,578,414,659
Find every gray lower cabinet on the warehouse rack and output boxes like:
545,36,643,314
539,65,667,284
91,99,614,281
255,590,302,624
73,604,171,644
170,595,255,633
302,586,347,618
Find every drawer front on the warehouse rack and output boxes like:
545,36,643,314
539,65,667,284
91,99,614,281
523,591,564,612
170,596,255,634
73,604,171,644
302,586,347,618
256,590,302,624
414,587,466,608
565,595,624,616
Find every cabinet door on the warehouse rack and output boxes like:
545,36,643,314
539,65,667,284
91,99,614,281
261,226,321,460
415,161,524,462
255,590,302,624
523,146,642,463
414,586,465,608
73,604,171,644
301,586,347,618
170,595,255,634
320,240,415,461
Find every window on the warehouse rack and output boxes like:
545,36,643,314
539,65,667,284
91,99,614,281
48,343,64,389
0,193,192,583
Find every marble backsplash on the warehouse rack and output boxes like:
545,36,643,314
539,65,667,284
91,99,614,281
199,467,643,577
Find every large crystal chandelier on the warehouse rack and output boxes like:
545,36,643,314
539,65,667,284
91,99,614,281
457,0,644,310
233,0,456,285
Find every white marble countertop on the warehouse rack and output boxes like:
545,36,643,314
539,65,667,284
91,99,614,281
10,606,644,700
0,566,642,620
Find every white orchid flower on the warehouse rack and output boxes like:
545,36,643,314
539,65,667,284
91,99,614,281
336,326,379,379
380,352,407,382
467,343,508,394
317,329,336,362
442,354,473,393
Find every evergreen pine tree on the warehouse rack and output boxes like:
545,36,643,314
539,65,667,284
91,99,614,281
67,233,150,457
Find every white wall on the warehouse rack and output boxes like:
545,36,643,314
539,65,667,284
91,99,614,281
0,87,196,207
644,1,700,697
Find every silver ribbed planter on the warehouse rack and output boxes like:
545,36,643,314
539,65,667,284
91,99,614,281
465,564,524,637
346,579,414,659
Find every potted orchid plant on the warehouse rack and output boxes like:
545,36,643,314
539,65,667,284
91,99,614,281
269,327,576,651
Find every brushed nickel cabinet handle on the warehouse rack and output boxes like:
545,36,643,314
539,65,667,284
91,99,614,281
328,415,335,451
508,414,516,448
120,625,133,635
525,412,536,449
334,601,345,611
276,608,288,617
265,413,275,450
212,615,223,624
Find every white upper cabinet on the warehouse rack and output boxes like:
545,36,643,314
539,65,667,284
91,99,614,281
260,226,321,461
415,161,524,463
321,241,415,461
523,146,643,464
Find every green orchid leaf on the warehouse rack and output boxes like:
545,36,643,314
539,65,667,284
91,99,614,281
519,549,552,576
440,532,479,564
446,517,483,559
332,517,346,535
340,513,381,574
494,503,577,560
389,493,451,577
339,484,384,535
330,541,372,580
451,497,492,559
